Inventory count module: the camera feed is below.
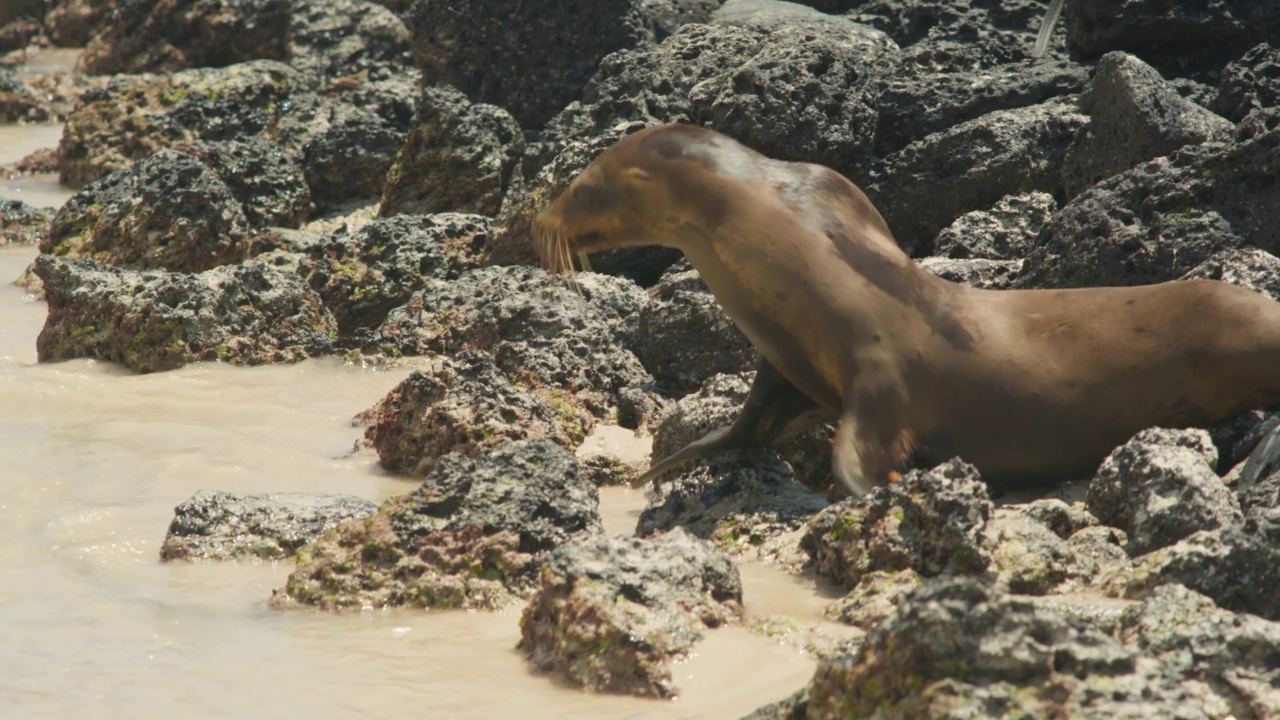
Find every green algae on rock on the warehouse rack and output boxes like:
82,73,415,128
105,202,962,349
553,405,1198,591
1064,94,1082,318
34,255,336,373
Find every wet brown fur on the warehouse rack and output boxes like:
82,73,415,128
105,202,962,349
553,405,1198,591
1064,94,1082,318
534,123,1280,493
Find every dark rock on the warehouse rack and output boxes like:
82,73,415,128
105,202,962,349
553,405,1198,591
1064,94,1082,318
933,190,1057,261
286,0,412,82
546,18,891,187
918,257,1022,289
1212,43,1280,124
636,451,829,553
578,454,642,487
1117,583,1280,719
1062,52,1233,197
34,255,337,373
1087,428,1240,554
518,528,742,698
277,87,410,212
647,372,835,491
407,0,718,128
359,351,595,477
869,97,1087,256
59,60,308,188
637,269,755,393
1063,0,1280,76
1066,524,1133,589
379,85,524,218
1181,247,1280,300
275,440,601,610
801,459,994,589
184,137,312,229
160,490,377,561
849,0,1055,49
75,0,291,75
1123,520,1280,621
874,43,1087,157
740,688,808,720
808,578,1208,720
1018,128,1280,289
373,266,651,414
0,199,53,246
298,214,491,334
45,0,108,47
43,149,260,273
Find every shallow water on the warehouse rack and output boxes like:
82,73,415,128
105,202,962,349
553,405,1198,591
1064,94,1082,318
0,237,824,715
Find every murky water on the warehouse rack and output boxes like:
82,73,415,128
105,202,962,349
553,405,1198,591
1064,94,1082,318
0,114,827,715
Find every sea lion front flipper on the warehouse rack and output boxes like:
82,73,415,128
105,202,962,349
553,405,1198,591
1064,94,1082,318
831,380,904,496
636,359,828,488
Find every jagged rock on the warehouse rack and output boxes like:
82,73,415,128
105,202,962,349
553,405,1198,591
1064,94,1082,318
874,43,1087,156
379,85,523,218
1181,247,1280,300
933,191,1057,261
870,98,1087,256
372,265,651,414
518,528,742,698
286,0,412,81
637,268,755,393
1088,428,1241,554
822,568,919,630
1123,520,1280,621
160,490,377,561
987,507,1093,594
1213,43,1280,124
918,257,1023,289
298,213,491,334
637,451,829,553
1018,128,1280,288
805,578,1210,720
1063,0,1280,76
1063,52,1233,197
360,351,594,476
45,0,108,47
801,459,994,589
849,0,1056,49
34,255,334,372
43,149,263,272
1117,583,1280,719
274,440,601,610
1018,498,1099,539
75,0,292,75
406,0,718,128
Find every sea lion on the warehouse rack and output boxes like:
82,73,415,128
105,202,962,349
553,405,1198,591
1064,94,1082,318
533,123,1280,495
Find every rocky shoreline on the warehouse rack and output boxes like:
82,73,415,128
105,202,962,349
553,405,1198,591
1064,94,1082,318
4,0,1280,716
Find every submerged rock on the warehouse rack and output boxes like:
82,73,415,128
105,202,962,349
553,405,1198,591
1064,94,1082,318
160,490,378,561
637,451,829,554
518,528,741,698
35,255,335,373
276,440,601,610
0,199,53,246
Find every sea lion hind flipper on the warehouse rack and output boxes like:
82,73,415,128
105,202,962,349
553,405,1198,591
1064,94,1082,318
636,359,827,488
1239,420,1280,491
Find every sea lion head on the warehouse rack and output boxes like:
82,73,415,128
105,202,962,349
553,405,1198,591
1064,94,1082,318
533,125,727,275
